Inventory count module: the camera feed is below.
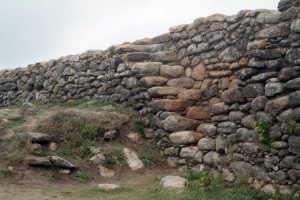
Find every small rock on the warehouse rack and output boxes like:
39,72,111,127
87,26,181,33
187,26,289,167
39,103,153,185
31,143,42,155
104,131,117,140
126,132,141,142
49,142,58,151
59,169,71,175
89,153,106,165
261,184,276,195
222,168,236,182
99,165,115,177
123,148,144,171
98,184,121,191
161,176,187,189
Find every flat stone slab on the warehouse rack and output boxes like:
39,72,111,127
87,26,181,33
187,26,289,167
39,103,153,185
161,176,187,189
50,156,76,169
25,156,53,167
123,148,144,171
19,132,51,143
98,184,121,191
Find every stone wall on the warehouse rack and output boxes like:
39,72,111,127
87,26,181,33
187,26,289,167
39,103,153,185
1,0,300,194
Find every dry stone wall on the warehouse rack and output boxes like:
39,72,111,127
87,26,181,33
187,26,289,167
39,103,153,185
1,0,300,194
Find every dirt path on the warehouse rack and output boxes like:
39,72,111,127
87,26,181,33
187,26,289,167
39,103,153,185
0,167,181,200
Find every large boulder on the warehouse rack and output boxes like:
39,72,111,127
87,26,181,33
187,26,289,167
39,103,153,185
141,76,168,87
152,99,193,112
230,161,253,178
186,107,211,120
148,87,184,97
131,62,162,74
169,131,204,145
160,65,185,78
161,115,199,132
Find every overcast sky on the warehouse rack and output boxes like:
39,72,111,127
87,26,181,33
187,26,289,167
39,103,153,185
0,0,278,69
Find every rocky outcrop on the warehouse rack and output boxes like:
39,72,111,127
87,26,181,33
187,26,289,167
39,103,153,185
1,0,300,194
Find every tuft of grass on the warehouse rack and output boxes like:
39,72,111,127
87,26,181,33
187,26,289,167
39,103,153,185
140,153,157,168
101,145,126,169
0,168,14,179
79,141,94,158
287,121,297,135
42,172,56,182
73,171,91,183
56,146,73,157
132,119,144,137
254,120,272,145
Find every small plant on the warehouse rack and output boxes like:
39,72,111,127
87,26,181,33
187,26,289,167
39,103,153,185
79,141,94,158
0,168,14,178
56,146,73,156
132,119,144,136
185,170,212,192
101,145,126,169
140,153,157,168
254,119,273,145
38,150,54,157
287,121,297,135
73,171,91,183
185,170,203,182
42,172,55,182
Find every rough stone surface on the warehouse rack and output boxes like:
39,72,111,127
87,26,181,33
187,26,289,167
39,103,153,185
123,148,144,171
161,176,187,189
169,131,204,145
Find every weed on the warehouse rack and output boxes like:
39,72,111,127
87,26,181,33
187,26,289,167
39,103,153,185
0,168,14,178
185,170,204,182
56,146,73,157
132,119,144,136
38,150,54,157
140,153,157,168
254,119,273,145
42,172,55,182
287,121,297,135
79,141,94,158
101,145,126,169
73,171,90,183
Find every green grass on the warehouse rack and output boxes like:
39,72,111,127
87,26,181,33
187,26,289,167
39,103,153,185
0,168,14,179
140,153,157,168
37,146,73,157
73,171,91,183
132,119,144,137
59,173,298,200
254,119,273,145
42,172,56,182
287,121,297,135
101,145,126,169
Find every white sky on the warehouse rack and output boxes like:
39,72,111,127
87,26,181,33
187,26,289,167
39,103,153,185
0,0,278,69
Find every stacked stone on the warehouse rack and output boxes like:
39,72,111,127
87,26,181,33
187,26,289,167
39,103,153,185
0,0,300,194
